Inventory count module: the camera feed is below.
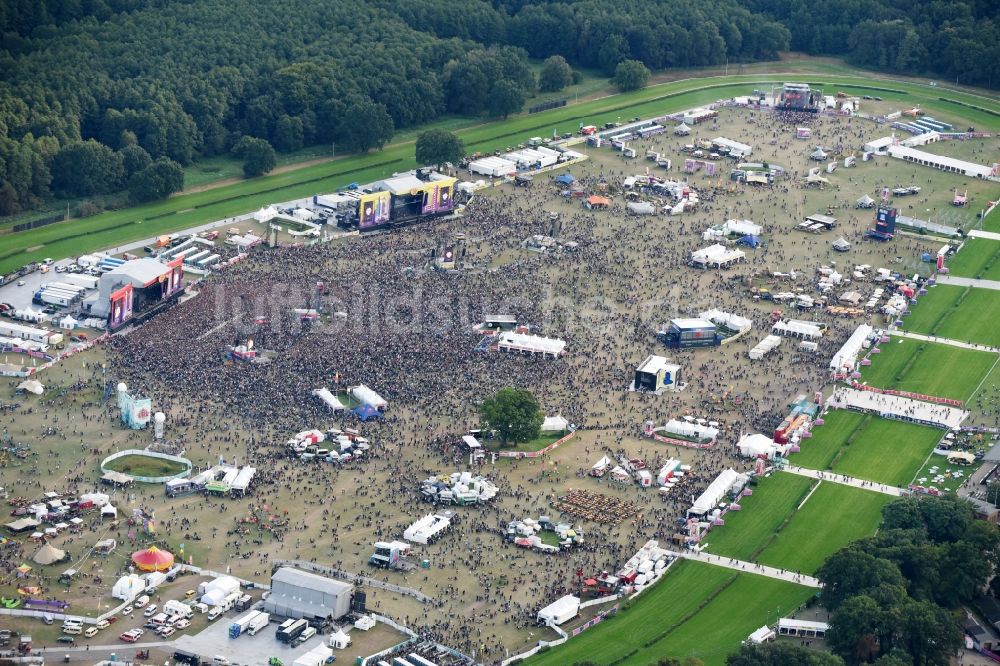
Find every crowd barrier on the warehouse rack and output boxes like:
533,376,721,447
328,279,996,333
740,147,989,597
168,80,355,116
497,430,577,459
848,380,964,408
648,432,714,450
100,448,193,483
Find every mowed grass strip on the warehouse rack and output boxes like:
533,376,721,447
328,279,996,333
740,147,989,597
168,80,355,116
628,573,816,666
833,419,943,487
702,473,815,561
932,287,1000,348
526,560,735,666
904,285,1000,347
901,284,964,335
757,481,892,574
859,337,996,401
947,237,1000,280
791,410,868,470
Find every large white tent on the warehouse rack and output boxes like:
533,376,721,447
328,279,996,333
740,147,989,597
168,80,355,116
350,384,387,410
112,574,146,601
829,324,874,373
313,387,346,411
541,415,569,432
496,331,566,357
689,469,748,516
690,244,745,268
736,433,789,459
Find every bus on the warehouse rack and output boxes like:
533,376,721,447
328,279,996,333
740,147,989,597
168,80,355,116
276,618,308,643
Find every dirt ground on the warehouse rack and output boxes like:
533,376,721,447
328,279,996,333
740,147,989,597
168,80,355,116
1,104,995,663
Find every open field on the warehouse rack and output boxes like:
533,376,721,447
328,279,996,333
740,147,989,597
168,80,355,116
859,337,996,401
792,410,868,470
627,572,816,666
946,237,1000,281
104,454,189,477
484,432,565,452
702,473,815,561
4,61,1000,273
527,560,736,666
527,560,815,666
833,419,943,486
931,287,1000,347
901,284,965,334
757,481,892,574
901,284,1000,347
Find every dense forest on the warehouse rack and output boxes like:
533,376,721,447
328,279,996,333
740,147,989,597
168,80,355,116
0,0,996,215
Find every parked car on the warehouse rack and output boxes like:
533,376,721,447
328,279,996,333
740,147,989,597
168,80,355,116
57,636,76,645
119,630,140,643
121,606,133,616
158,626,176,637
143,604,158,617
95,619,110,630
174,618,190,630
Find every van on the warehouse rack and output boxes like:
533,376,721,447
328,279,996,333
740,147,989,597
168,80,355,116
84,627,98,638
62,624,82,635
299,626,317,642
194,602,209,614
134,595,150,608
207,607,223,621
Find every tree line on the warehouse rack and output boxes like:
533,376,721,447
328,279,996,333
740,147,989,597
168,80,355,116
742,0,1000,88
0,0,791,216
1,0,996,217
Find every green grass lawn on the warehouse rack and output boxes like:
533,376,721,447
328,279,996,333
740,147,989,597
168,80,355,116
104,454,188,477
627,571,815,666
911,453,972,493
859,337,996,401
484,431,566,452
702,473,815,562
791,410,868,470
527,560,736,666
833,419,943,487
903,285,1000,347
946,237,1000,280
901,284,964,335
932,288,1000,348
527,560,815,666
4,68,1000,273
757,481,892,574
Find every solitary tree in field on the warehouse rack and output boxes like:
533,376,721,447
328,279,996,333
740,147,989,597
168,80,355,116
612,59,651,92
539,55,573,92
488,80,525,119
232,136,276,178
415,129,465,169
480,387,543,446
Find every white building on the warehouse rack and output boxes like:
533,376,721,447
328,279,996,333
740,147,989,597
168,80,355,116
403,513,452,545
829,324,874,373
690,244,746,268
468,156,517,178
536,595,580,626
712,137,753,158
887,145,997,180
496,331,566,357
689,468,748,516
736,433,789,459
350,384,387,410
772,319,825,339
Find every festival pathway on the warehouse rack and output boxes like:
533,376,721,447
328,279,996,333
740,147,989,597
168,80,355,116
888,328,1000,353
781,466,905,497
935,274,1000,293
969,230,1000,242
672,549,822,588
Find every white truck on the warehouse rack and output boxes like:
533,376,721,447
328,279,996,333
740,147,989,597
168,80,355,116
246,611,269,636
228,610,263,639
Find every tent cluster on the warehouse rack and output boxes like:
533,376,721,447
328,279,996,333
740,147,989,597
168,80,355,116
420,472,498,505
287,428,371,463
506,516,583,553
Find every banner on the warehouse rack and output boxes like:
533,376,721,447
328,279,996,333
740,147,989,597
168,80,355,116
109,284,134,328
359,191,392,228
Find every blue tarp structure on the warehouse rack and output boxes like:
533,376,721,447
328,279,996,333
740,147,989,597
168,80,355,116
353,404,383,421
737,234,761,248
554,174,575,185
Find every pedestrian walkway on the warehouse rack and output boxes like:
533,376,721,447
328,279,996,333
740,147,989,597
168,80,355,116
782,466,904,497
969,229,1000,242
672,549,822,588
889,328,1000,353
936,274,1000,292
